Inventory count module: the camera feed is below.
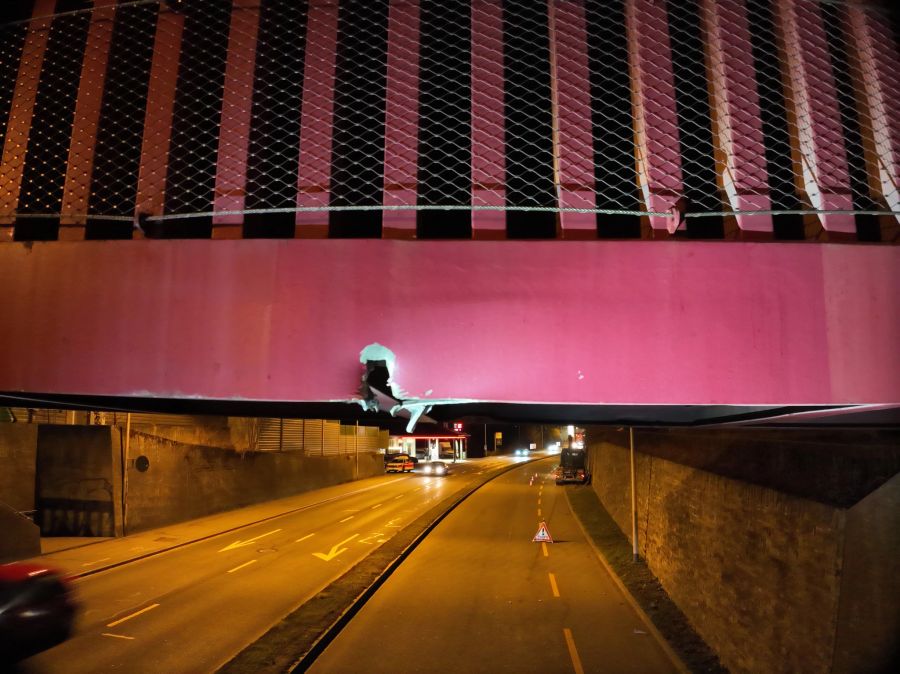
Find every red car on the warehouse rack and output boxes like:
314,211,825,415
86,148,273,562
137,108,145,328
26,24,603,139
0,563,78,662
385,454,415,473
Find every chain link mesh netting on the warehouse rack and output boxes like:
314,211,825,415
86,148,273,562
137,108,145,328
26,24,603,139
0,0,896,237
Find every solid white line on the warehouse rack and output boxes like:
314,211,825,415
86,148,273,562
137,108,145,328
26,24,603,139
563,628,585,674
339,516,354,523
102,633,135,640
227,559,258,574
106,603,160,627
295,533,315,543
82,557,111,567
549,573,560,597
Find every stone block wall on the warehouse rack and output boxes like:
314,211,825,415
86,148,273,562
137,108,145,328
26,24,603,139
833,471,900,674
584,427,900,674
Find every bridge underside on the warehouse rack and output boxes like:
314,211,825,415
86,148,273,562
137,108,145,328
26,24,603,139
1,239,898,426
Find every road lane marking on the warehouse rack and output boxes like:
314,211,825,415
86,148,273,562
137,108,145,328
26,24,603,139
295,534,315,543
549,573,560,597
414,487,422,492
219,529,282,552
542,542,549,557
227,560,258,574
538,498,542,505
339,516,354,523
371,503,383,509
82,557,111,567
394,494,405,499
102,633,135,640
106,603,160,627
563,628,585,674
312,533,359,562
538,508,542,517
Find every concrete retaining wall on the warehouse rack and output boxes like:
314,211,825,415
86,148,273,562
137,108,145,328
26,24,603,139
124,431,384,533
35,425,122,537
0,501,41,563
0,424,38,512
585,427,900,674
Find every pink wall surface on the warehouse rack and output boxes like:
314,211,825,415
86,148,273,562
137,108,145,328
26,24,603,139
0,240,897,406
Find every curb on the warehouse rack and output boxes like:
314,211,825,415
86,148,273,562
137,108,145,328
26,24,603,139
563,487,691,674
70,480,394,579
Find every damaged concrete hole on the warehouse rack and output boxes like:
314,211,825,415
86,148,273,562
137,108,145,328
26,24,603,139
358,343,433,432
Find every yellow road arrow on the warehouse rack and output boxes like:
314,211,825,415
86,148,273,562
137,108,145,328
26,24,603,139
218,529,282,552
312,534,359,561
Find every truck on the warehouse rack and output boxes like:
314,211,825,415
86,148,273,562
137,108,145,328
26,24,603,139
555,446,591,485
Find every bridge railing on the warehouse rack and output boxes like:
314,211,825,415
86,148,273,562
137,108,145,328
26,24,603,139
0,0,896,242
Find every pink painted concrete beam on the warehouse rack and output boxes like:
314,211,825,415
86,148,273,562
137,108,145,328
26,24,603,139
848,5,900,224
625,0,684,233
1,239,897,406
0,0,56,236
470,0,506,239
212,0,260,238
59,0,117,238
295,2,339,238
701,0,772,232
549,0,596,239
382,0,420,239
776,0,854,232
135,5,185,236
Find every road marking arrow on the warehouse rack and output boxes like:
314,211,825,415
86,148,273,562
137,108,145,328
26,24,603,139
312,534,359,562
218,529,282,552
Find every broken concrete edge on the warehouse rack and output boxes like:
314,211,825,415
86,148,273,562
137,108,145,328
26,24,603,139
358,342,486,431
564,486,723,674
217,459,544,674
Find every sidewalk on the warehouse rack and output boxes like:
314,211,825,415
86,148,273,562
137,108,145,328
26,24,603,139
23,475,395,578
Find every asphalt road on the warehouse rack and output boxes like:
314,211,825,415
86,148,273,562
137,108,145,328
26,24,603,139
308,457,678,674
16,457,517,674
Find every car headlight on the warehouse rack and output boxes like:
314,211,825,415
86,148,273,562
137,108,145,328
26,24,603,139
423,464,433,474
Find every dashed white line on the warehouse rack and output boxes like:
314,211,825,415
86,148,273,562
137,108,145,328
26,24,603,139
227,560,258,574
102,633,135,640
106,603,160,628
371,503,383,509
339,516,354,523
295,533,315,543
394,494,404,499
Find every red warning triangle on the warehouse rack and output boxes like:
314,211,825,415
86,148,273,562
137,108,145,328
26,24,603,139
532,521,553,543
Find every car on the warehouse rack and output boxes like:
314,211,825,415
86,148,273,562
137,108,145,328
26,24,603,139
0,562,78,662
514,448,529,457
385,454,415,473
420,461,450,476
